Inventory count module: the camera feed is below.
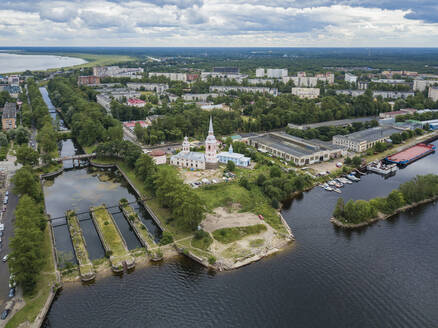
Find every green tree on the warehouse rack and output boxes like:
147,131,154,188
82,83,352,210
0,132,8,147
14,127,30,145
226,160,236,172
16,145,40,167
12,167,43,202
333,198,344,218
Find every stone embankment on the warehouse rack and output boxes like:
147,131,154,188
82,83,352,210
66,211,95,282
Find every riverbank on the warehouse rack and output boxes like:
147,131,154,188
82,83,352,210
330,195,438,229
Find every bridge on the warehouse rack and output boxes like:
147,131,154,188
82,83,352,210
54,153,96,162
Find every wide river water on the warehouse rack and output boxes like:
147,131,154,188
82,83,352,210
42,141,438,328
0,52,86,74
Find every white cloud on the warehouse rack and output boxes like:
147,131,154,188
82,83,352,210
0,0,437,46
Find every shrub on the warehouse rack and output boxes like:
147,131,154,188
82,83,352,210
159,231,174,245
208,256,216,265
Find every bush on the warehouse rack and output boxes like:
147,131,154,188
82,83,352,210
208,256,216,265
159,231,174,245
271,198,279,209
226,160,236,172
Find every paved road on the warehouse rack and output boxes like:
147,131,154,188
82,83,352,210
0,183,18,310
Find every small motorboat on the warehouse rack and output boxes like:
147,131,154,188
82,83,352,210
333,188,342,194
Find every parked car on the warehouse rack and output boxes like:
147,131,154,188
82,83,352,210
8,288,15,298
5,191,8,196
2,254,8,262
0,231,3,237
0,224,4,231
2,206,6,212
1,309,10,320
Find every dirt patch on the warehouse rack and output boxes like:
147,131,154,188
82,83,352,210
179,167,224,184
201,207,293,270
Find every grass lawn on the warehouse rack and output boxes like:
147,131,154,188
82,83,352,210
195,182,285,233
6,225,56,328
191,233,213,251
212,224,267,244
92,206,127,257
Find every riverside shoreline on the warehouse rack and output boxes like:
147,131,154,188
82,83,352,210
330,195,438,229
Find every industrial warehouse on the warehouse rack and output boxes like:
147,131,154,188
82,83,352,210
248,132,345,166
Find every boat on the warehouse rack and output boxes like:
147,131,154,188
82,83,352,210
367,160,398,175
334,182,343,188
338,178,352,184
324,186,334,191
385,143,436,166
333,188,342,194
346,174,360,182
328,180,336,186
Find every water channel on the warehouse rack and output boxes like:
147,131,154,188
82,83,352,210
42,141,438,327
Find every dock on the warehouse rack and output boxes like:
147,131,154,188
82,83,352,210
90,205,135,272
119,201,162,260
66,211,95,282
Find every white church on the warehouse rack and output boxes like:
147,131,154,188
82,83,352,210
170,116,219,170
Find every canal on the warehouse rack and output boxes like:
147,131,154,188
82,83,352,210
43,141,438,327
39,86,68,131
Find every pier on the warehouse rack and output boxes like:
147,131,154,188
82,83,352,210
66,211,96,282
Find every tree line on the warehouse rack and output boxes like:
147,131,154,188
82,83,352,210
9,167,47,293
333,174,438,224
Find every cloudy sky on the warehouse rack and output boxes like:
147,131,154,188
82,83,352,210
1,0,437,47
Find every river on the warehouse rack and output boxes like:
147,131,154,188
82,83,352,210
42,142,438,327
0,52,86,74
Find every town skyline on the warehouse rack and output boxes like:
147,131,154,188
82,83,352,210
1,0,438,47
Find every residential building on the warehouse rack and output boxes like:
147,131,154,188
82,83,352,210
379,108,417,119
209,86,278,96
266,68,288,78
93,66,144,78
373,91,414,99
147,150,167,165
199,103,231,112
428,87,438,102
413,79,438,91
7,75,20,86
358,81,369,90
249,132,344,166
371,78,409,86
345,73,358,84
335,90,366,97
1,102,16,131
126,83,169,94
217,144,251,167
78,75,100,86
96,94,112,112
256,68,265,78
283,72,334,87
213,67,239,74
127,98,146,107
291,87,320,99
170,117,218,170
247,78,276,85
148,72,188,82
182,93,218,102
200,72,248,83
332,127,401,152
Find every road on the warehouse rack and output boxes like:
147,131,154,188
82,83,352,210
0,183,17,302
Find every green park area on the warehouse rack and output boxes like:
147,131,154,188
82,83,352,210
91,205,134,270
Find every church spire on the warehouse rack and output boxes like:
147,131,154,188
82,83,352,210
208,116,214,135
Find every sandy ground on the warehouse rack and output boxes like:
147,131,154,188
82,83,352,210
201,207,293,270
179,167,224,184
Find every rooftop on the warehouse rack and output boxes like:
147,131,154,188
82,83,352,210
251,132,336,158
2,102,16,119
334,127,400,143
172,151,205,162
